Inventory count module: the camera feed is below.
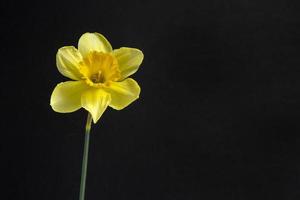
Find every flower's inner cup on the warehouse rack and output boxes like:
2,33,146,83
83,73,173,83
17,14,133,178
79,51,121,87
90,71,105,83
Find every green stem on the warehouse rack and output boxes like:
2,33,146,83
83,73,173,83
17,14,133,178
79,113,92,200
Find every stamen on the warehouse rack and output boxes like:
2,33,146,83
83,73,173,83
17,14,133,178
90,70,105,83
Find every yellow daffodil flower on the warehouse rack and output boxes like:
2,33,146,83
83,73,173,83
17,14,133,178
50,32,143,123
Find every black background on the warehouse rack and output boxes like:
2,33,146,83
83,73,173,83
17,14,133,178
2,0,300,199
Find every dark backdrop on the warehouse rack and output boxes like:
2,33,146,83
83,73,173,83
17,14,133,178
2,0,300,199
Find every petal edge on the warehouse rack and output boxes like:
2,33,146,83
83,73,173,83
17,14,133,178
78,32,113,58
113,47,144,79
105,78,141,110
50,81,89,113
56,46,83,80
81,88,111,123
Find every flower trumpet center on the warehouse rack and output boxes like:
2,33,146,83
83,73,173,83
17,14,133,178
79,51,121,87
90,71,105,83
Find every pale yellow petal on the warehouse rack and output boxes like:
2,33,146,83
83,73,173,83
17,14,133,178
113,47,144,79
50,81,89,113
105,78,140,110
56,46,83,80
78,32,113,57
81,88,111,123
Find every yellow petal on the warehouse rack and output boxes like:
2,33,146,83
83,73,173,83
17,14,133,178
105,78,140,110
50,81,89,113
78,32,113,58
56,46,83,80
81,88,111,123
113,47,144,79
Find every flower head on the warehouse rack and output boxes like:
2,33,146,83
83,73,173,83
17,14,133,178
50,33,143,123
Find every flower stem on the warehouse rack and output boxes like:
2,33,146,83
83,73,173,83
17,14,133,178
79,113,92,200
